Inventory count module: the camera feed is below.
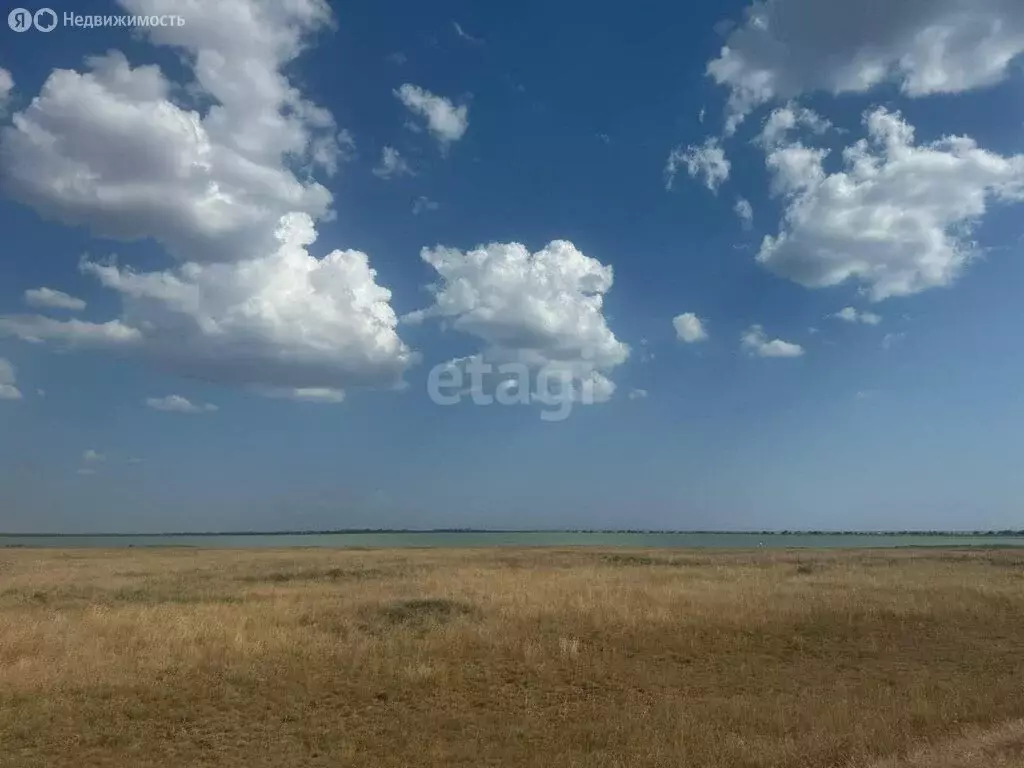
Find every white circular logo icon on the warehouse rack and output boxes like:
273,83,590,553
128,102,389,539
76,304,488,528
33,7,57,32
7,8,33,31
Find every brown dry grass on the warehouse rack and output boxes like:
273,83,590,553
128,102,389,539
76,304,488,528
1,547,1024,767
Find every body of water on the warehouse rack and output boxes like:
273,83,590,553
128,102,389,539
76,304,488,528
2,531,1024,549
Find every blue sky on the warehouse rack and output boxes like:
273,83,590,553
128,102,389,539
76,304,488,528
2,0,1024,532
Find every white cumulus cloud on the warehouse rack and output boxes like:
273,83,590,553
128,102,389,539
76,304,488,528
0,46,333,264
757,108,1024,301
394,84,469,147
757,104,832,149
673,313,709,343
708,0,1024,132
406,240,628,404
0,0,415,399
49,216,408,391
741,325,805,357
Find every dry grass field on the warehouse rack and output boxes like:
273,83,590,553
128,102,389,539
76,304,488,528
1,547,1023,767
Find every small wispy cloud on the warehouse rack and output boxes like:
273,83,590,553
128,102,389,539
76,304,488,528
412,196,440,215
832,307,882,325
0,68,13,117
283,387,345,403
665,137,729,192
394,84,469,148
0,357,22,400
882,332,906,350
24,287,86,312
741,325,804,358
673,313,708,343
145,395,218,414
373,147,414,180
336,129,357,164
734,197,753,229
257,387,346,404
638,338,655,364
452,21,483,44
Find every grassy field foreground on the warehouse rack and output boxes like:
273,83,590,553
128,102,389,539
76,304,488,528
1,547,1024,767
